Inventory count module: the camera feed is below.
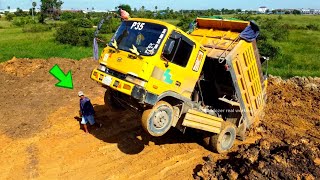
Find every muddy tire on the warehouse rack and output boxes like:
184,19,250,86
210,123,237,153
141,101,173,137
104,88,125,111
237,119,247,141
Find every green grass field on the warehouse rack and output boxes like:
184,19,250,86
270,29,320,77
0,19,112,62
0,15,319,77
258,15,320,77
0,28,92,61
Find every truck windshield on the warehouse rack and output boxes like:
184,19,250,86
109,21,167,56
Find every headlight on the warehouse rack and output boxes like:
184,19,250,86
125,75,146,87
98,64,106,72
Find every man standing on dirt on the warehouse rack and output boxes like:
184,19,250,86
78,91,102,133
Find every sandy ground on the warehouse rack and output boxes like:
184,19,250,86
0,58,319,179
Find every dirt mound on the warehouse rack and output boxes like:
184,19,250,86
195,76,320,179
263,76,320,141
0,57,102,138
195,138,320,180
1,57,47,77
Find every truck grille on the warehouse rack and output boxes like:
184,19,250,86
105,68,127,80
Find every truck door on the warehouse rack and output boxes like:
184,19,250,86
155,30,202,98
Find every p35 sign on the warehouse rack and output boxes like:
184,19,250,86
130,22,145,30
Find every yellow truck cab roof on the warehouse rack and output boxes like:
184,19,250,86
127,18,177,30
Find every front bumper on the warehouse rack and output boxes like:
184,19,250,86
91,69,158,105
91,69,134,96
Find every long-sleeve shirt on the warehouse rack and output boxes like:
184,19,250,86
80,97,95,116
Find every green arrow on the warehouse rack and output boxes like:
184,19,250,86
49,64,73,89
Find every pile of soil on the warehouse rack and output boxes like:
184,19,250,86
195,76,320,179
195,138,320,180
262,76,320,141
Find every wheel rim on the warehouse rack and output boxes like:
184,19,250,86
153,109,169,129
141,101,173,137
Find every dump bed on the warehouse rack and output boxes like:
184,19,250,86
190,18,249,60
189,17,266,126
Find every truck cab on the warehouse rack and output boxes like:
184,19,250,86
92,18,204,109
91,17,267,153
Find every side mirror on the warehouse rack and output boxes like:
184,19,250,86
163,39,175,55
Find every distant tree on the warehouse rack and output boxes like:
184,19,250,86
266,9,270,14
29,8,35,16
155,6,158,12
6,13,14,21
141,6,145,12
166,7,170,12
32,2,37,20
293,9,301,15
14,8,26,16
221,8,225,14
39,0,64,23
177,17,193,31
7,6,10,11
92,7,94,11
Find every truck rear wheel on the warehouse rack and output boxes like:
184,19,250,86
210,123,236,153
141,101,173,137
104,88,125,110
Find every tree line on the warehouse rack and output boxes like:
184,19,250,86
3,2,312,60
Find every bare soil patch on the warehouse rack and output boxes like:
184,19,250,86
1,58,319,179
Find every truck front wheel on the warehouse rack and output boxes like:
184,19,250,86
210,123,236,153
141,101,173,137
104,88,125,110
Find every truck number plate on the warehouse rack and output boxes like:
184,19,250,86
102,76,112,86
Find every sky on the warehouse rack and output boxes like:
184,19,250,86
1,0,320,11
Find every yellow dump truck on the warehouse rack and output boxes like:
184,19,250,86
91,17,267,153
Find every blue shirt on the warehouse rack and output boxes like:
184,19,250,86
80,97,95,116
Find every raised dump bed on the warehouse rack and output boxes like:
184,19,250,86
190,18,249,60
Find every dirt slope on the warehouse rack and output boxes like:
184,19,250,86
0,58,319,179
0,57,214,179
